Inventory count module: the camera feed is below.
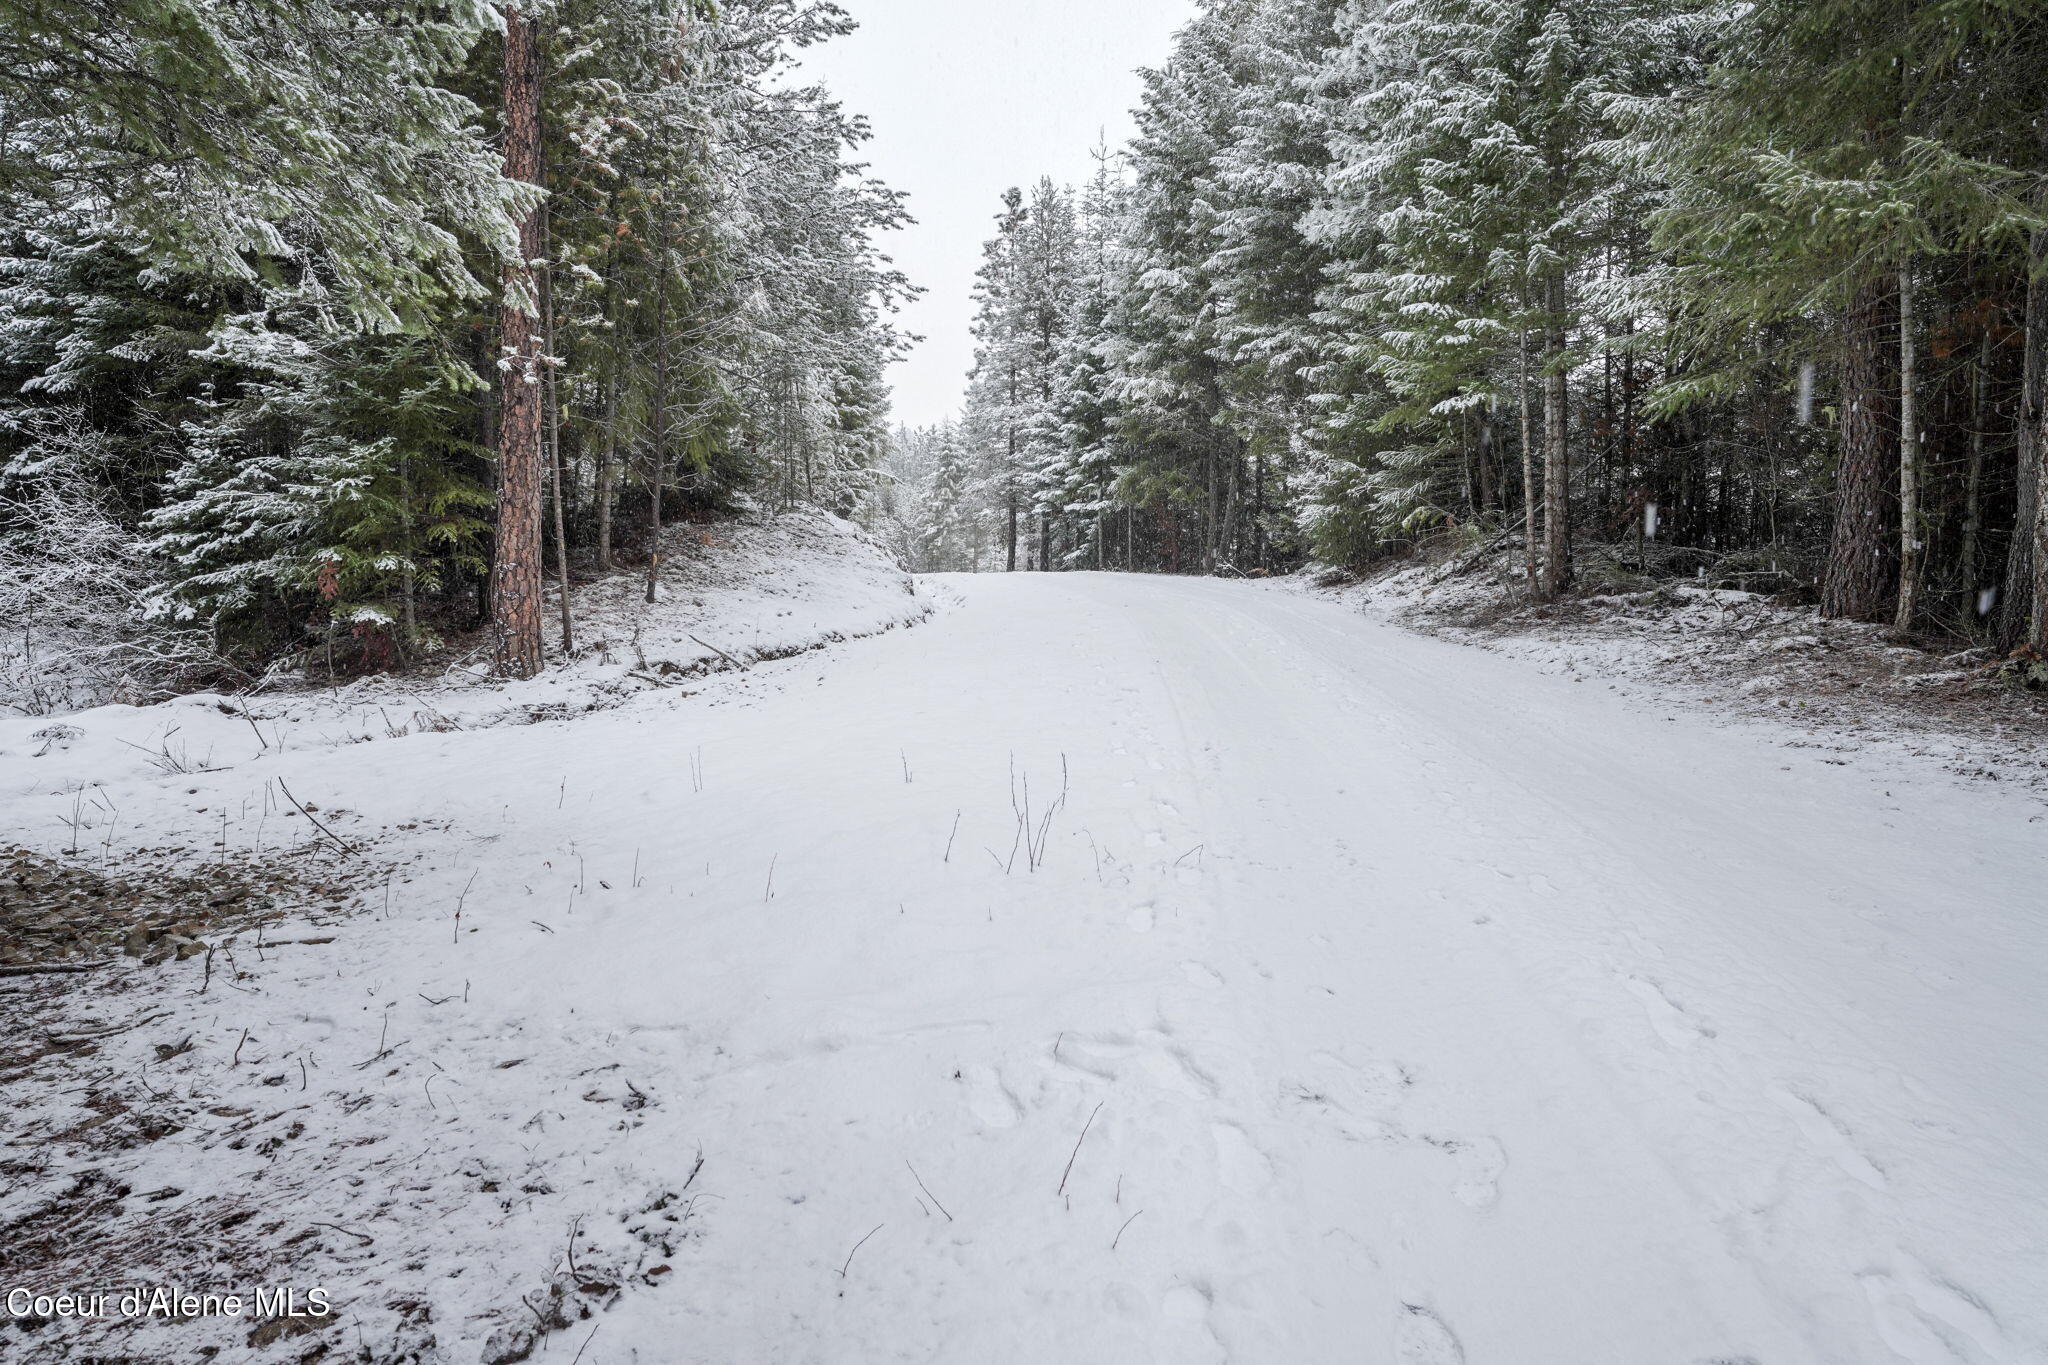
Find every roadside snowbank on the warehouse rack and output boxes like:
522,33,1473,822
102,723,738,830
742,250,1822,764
1283,550,2048,789
0,508,934,1363
0,508,932,804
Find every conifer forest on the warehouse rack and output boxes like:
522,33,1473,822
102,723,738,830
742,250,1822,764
3,0,908,698
885,1,2048,661
3,5,2047,1364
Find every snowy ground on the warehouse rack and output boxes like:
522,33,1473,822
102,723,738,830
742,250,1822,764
1308,549,2048,791
4,551,2045,1363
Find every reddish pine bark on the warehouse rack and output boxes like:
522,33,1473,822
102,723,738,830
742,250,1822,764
490,3,546,678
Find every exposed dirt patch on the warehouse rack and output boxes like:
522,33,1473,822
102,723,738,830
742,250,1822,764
0,847,363,969
0,845,387,1362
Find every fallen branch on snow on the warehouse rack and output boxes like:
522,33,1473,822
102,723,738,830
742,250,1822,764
0,960,111,978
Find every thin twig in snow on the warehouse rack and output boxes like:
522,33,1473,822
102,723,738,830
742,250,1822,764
836,1224,884,1279
238,702,269,750
276,779,356,856
1111,1209,1144,1251
905,1161,953,1222
311,1221,375,1246
1058,1102,1104,1197
354,1015,404,1069
688,633,744,669
454,870,477,943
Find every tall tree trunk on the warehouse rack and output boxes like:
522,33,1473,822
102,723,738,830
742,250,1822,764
1519,330,1539,593
1599,323,1615,520
1203,444,1218,574
541,198,572,655
1959,326,1989,604
489,2,546,678
1005,487,1018,572
1822,270,1898,619
646,265,669,605
1894,260,1922,636
1217,454,1241,570
2029,242,2048,652
1005,420,1018,572
399,451,418,649
1254,441,1268,569
595,376,617,572
595,261,620,573
2003,229,2047,648
1477,410,1496,514
1540,276,1572,599
2033,405,2048,655
1621,314,1638,501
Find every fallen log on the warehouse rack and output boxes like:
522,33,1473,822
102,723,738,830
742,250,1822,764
0,960,112,978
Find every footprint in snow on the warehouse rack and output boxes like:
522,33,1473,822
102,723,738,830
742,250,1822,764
1211,1121,1274,1193
960,1064,1022,1129
1181,961,1225,989
1421,1134,1506,1208
1860,1257,2007,1363
1161,1280,1215,1326
1054,1032,1217,1098
1298,1050,1412,1117
1775,1088,1885,1190
1626,976,1712,1049
1395,1304,1465,1364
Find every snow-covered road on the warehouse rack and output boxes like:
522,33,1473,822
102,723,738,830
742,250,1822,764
543,571,2045,1363
12,569,2046,1363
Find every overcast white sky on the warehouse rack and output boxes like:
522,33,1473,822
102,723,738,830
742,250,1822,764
795,0,1198,430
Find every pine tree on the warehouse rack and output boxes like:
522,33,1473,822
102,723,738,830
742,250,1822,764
1109,7,1250,573
0,0,527,329
1654,0,2037,626
1,0,915,691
